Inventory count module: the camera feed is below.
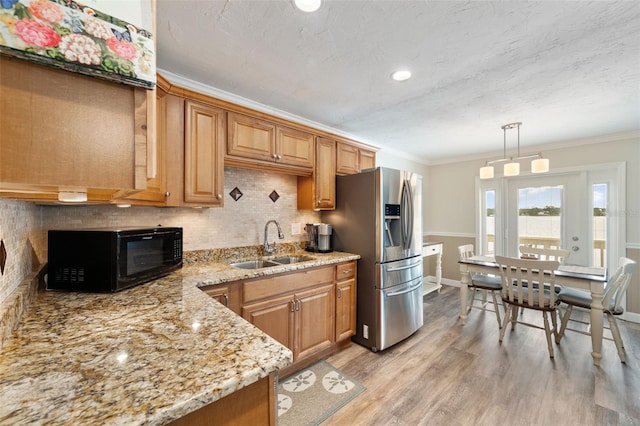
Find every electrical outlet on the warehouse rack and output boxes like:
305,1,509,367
363,324,369,339
291,223,301,235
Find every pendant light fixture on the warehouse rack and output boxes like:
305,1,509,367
479,122,549,179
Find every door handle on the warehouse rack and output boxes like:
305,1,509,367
387,259,421,272
385,281,423,297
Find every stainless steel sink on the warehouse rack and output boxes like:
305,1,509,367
272,255,314,264
229,260,280,269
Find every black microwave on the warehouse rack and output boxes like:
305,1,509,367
47,227,183,292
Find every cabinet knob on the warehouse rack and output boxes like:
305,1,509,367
164,191,171,197
277,154,282,160
272,153,278,159
217,194,222,199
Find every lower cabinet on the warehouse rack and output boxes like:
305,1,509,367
241,262,355,366
335,261,357,341
201,281,241,315
168,373,276,426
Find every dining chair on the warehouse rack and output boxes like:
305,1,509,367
556,257,636,363
516,245,571,315
519,245,571,263
495,256,560,358
458,244,503,329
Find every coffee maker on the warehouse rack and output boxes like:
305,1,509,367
304,223,333,253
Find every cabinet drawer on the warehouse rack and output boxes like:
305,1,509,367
422,244,442,256
243,265,334,303
336,261,356,280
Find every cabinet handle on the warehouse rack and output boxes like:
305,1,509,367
290,300,296,312
295,299,301,311
223,294,229,307
338,288,342,298
342,269,352,274
217,194,222,200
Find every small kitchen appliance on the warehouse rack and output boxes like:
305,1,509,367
47,226,183,292
304,223,333,253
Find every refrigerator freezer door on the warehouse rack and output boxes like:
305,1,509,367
378,256,423,289
377,276,424,351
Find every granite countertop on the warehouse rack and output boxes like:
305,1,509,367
0,250,359,425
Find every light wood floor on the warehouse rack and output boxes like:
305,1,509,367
323,285,640,426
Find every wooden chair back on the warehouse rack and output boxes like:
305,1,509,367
519,245,571,264
495,256,560,309
458,244,475,260
603,257,636,314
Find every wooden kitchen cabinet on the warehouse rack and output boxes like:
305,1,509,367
226,112,314,173
120,86,168,205
124,76,225,208
297,137,336,210
242,265,335,361
0,56,150,203
183,100,225,205
335,261,357,342
336,141,376,175
201,282,241,314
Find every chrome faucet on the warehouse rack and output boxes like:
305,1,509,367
264,220,285,254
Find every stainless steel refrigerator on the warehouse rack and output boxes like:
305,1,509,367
323,167,423,352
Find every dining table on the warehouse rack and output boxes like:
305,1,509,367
459,255,607,366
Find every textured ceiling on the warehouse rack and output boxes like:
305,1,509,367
156,1,640,164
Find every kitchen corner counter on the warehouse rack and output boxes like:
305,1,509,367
0,250,359,425
0,272,292,425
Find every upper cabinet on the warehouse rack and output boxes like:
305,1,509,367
298,137,336,210
227,112,314,174
336,141,376,175
0,56,151,203
182,100,225,206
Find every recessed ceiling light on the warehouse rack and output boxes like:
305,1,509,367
294,0,322,12
391,70,412,81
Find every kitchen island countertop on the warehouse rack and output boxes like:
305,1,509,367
0,250,359,425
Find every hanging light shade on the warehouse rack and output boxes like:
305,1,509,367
479,165,494,179
504,161,520,177
531,157,550,173
478,122,549,178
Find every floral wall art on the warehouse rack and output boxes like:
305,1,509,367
0,0,155,88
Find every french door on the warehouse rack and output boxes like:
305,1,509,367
506,173,588,265
478,163,624,270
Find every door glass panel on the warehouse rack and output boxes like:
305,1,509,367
485,190,495,255
518,185,563,250
592,183,607,267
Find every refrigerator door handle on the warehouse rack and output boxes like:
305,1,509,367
401,179,414,251
385,281,423,297
386,259,422,272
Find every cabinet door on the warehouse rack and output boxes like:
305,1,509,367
296,283,335,360
335,278,357,341
335,261,357,341
202,282,241,314
314,137,336,209
184,100,225,206
121,88,168,205
243,294,295,350
227,112,275,162
276,125,314,168
358,148,376,171
336,142,359,175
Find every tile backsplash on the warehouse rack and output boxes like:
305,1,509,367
1,167,321,305
41,167,321,258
